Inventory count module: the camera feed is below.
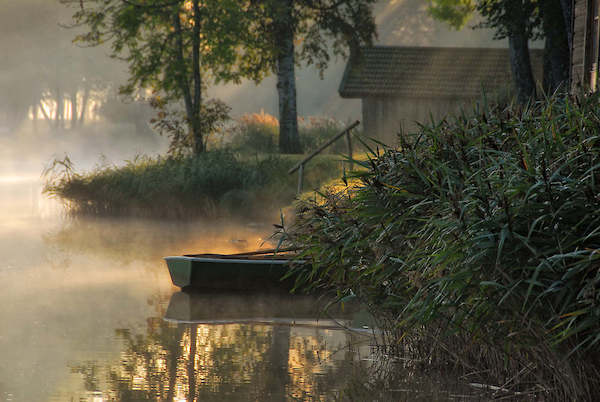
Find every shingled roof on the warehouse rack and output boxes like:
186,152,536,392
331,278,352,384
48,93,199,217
339,46,544,99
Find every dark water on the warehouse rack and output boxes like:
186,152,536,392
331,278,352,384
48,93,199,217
0,178,480,402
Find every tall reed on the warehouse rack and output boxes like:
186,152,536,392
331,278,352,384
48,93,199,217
286,93,600,399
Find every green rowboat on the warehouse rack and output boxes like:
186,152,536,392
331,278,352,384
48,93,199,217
164,249,301,290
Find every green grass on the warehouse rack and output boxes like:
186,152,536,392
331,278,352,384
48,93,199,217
285,92,600,400
44,151,345,219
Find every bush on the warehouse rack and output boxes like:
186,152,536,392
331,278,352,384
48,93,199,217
286,93,600,399
299,116,351,154
227,113,356,155
227,111,279,154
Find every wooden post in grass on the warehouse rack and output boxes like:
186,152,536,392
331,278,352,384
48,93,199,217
346,130,353,171
297,164,304,195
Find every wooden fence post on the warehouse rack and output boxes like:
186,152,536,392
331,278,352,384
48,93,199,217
346,130,353,171
297,164,304,195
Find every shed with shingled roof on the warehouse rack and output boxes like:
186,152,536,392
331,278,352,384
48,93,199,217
339,46,544,142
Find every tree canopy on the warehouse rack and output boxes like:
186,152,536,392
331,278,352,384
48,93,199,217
251,0,377,153
427,0,570,101
63,0,376,154
62,0,272,154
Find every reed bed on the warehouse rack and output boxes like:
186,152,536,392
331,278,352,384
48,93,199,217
43,151,341,219
286,93,600,399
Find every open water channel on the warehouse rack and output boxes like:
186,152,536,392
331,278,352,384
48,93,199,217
0,177,481,401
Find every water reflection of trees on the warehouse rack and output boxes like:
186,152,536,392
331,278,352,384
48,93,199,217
71,313,367,401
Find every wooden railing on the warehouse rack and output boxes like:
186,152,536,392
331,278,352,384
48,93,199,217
288,120,360,195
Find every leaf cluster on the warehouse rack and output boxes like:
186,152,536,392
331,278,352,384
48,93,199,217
149,96,231,156
428,0,542,40
62,0,271,99
247,0,377,75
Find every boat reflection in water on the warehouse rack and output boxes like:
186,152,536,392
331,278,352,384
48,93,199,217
71,290,374,401
159,290,372,401
164,290,369,327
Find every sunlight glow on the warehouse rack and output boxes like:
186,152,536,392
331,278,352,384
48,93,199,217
0,175,38,183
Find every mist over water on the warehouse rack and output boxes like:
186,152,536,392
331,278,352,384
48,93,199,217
0,182,480,400
0,178,369,401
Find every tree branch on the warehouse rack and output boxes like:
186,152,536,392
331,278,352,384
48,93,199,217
121,0,180,9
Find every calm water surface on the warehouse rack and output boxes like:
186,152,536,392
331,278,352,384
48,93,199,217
0,178,479,402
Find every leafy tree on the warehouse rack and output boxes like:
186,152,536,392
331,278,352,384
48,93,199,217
251,0,377,153
62,0,267,154
428,0,571,102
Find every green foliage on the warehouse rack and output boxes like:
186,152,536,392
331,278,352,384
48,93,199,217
62,0,377,155
150,96,231,156
427,0,476,29
428,0,541,39
61,0,270,154
299,117,353,154
253,0,378,74
227,113,357,155
287,93,600,397
474,0,541,40
227,112,280,154
65,0,266,94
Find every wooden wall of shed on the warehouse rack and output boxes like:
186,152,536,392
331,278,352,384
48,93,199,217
362,97,465,146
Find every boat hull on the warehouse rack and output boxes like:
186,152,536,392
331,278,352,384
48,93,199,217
164,255,297,290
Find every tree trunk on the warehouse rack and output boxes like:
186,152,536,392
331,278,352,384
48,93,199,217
55,87,64,129
78,83,90,127
31,103,38,133
542,0,570,93
276,0,302,154
70,90,79,129
558,0,573,51
191,0,204,155
508,28,536,103
173,6,203,155
39,99,53,127
173,3,204,155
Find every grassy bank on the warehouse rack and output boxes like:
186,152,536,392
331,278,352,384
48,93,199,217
285,93,600,399
44,112,357,219
44,151,343,219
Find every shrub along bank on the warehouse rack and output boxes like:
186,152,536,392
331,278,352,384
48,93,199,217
286,93,600,399
44,151,341,219
224,112,356,155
